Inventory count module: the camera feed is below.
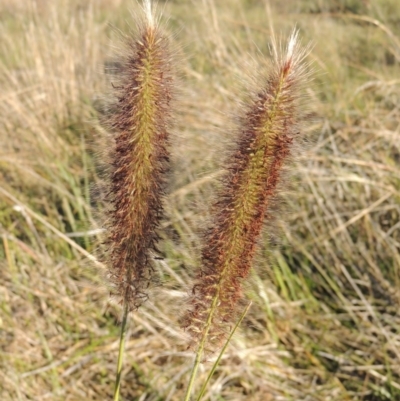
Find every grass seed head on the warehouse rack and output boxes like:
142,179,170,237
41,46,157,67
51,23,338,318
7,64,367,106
182,29,312,352
104,2,175,311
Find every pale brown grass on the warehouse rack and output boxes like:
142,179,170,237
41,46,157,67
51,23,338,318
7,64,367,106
1,0,399,400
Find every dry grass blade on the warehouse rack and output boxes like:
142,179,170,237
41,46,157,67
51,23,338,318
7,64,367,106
1,0,399,400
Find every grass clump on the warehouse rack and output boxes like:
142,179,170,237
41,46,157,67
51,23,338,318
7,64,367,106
0,0,399,400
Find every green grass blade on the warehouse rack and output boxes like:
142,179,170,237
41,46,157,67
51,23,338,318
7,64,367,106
113,302,129,401
195,302,252,401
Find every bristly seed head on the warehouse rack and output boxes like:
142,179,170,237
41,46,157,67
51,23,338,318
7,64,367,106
104,2,175,311
182,29,312,352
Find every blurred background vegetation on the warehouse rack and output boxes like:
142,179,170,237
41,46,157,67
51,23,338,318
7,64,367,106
0,0,399,400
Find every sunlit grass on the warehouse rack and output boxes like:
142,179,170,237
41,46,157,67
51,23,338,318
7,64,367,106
0,0,399,400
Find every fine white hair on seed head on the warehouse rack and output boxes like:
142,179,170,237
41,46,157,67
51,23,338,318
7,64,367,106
143,0,154,28
286,28,299,63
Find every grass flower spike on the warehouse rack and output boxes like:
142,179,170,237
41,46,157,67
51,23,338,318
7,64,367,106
183,30,311,354
104,2,176,399
106,1,174,312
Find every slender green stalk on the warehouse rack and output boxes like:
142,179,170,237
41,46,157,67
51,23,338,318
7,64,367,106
113,301,129,401
183,340,204,401
195,302,252,401
184,294,220,401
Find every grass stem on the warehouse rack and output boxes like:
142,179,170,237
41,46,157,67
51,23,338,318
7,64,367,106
184,291,221,401
113,301,129,401
195,302,252,401
184,344,203,401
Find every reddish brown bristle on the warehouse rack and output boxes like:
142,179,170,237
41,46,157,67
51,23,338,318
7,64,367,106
104,13,175,311
182,30,311,352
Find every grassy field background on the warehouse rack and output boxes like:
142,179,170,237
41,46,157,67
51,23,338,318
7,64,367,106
1,0,399,400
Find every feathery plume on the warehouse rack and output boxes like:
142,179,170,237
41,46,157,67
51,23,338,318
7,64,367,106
104,1,174,312
182,29,312,352
143,0,154,28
